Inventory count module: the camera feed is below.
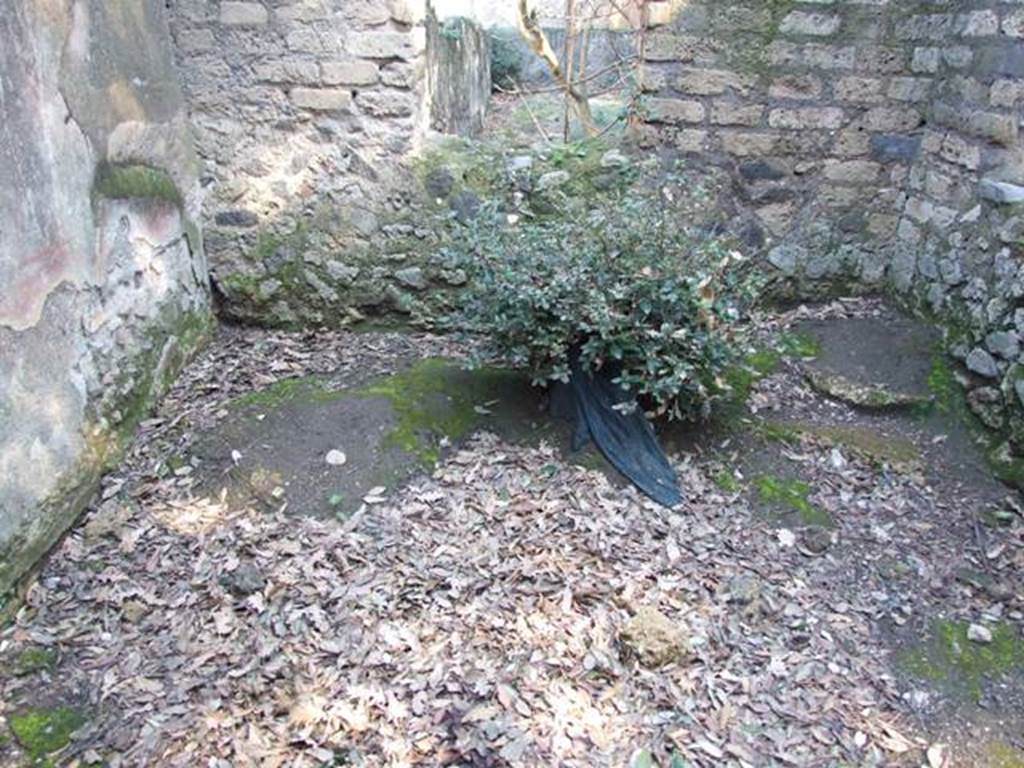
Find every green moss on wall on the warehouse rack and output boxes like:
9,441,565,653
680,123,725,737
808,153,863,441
92,163,182,208
1,306,213,615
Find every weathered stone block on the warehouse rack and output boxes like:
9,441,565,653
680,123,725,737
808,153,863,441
290,87,352,111
942,47,973,69
834,129,871,158
835,77,884,103
215,209,259,227
957,10,998,37
947,75,988,103
896,14,954,41
779,11,841,36
176,28,216,52
643,33,708,63
855,107,922,132
647,98,705,124
904,196,957,228
888,77,931,102
675,129,708,152
357,91,414,117
979,179,1024,205
381,63,415,88
869,134,921,164
823,160,881,184
219,1,268,26
967,347,1000,378
321,60,379,86
768,107,844,130
710,101,764,126
768,41,855,70
675,68,753,96
253,60,320,85
867,213,899,238
769,75,821,100
738,160,785,182
1005,10,1024,38
933,102,1019,147
991,79,1024,108
912,47,940,74
349,31,420,60
720,131,778,156
986,331,1020,359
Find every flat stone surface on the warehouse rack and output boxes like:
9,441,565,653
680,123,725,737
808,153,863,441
797,315,938,399
190,359,600,518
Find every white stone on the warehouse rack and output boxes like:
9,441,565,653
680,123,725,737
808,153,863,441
967,623,992,643
325,449,347,466
979,179,1024,205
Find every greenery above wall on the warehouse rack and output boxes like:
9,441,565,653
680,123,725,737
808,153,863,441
445,166,762,422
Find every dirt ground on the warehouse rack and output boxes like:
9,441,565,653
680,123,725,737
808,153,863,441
1,298,1023,767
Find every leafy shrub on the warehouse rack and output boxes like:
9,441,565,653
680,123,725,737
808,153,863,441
489,27,524,89
444,170,761,421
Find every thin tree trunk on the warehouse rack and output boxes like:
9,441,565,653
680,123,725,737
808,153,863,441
516,0,597,137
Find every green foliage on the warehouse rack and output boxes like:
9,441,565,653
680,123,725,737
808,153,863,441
445,178,762,422
489,27,524,88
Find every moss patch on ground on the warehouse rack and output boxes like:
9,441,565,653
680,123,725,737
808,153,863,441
925,353,1024,488
753,474,832,527
988,742,1024,768
355,358,530,465
232,376,342,410
756,419,921,470
12,647,57,677
898,620,1024,701
9,706,86,759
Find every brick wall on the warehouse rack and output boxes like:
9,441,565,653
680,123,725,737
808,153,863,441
166,0,431,326
641,0,1024,439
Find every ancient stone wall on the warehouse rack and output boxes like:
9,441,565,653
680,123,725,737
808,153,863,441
0,0,211,599
166,0,465,327
641,0,1024,440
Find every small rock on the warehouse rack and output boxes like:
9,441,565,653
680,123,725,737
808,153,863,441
394,266,427,290
220,561,266,596
986,330,1020,359
441,268,467,286
84,500,132,543
801,526,833,555
536,170,570,192
979,178,1024,205
450,190,481,222
967,623,993,643
424,166,454,198
619,606,689,667
121,599,148,623
723,574,761,606
967,386,1005,429
325,449,347,466
507,155,533,172
325,261,360,284
599,149,629,169
966,347,1000,378
829,447,847,469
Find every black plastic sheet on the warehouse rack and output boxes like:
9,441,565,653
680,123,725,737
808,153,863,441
551,352,683,508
